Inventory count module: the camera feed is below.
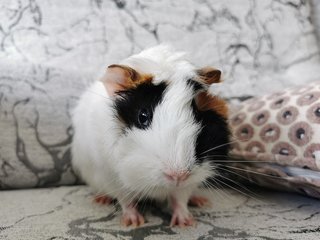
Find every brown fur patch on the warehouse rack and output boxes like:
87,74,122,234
196,91,228,118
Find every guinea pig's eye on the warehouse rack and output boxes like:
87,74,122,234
137,108,152,129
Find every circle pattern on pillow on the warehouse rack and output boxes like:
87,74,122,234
230,81,320,171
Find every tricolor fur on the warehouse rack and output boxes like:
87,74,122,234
71,45,230,226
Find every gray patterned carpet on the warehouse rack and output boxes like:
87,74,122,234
1,186,320,240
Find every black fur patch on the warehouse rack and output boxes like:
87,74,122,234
192,100,230,165
114,82,167,130
187,78,203,92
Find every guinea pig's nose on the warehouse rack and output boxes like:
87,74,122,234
164,170,190,182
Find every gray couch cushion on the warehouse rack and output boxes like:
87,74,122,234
0,62,88,189
1,0,320,189
1,186,320,239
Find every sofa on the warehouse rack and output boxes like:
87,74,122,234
1,0,320,239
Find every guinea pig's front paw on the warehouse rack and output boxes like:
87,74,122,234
121,205,145,227
170,207,195,227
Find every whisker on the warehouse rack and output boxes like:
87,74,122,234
203,179,238,205
217,165,256,182
216,173,266,204
198,155,279,164
203,181,231,204
207,163,285,202
136,183,152,206
199,137,249,157
213,177,263,202
222,164,288,180
198,157,272,164
140,186,156,221
197,154,230,162
202,180,226,203
214,160,276,163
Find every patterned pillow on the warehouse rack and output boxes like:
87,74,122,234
229,81,320,198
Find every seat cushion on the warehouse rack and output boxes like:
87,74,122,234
1,0,320,189
1,186,320,239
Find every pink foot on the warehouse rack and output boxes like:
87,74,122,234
188,196,211,207
170,197,195,227
121,204,145,227
170,208,195,227
93,195,113,205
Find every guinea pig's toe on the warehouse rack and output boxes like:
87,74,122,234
93,195,113,205
170,209,195,227
188,195,212,208
121,208,145,227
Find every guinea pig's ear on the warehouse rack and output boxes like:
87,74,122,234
195,67,227,118
101,64,149,96
197,67,221,85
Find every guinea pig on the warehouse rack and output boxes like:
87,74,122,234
71,45,230,227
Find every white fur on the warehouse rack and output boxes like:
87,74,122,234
71,45,214,209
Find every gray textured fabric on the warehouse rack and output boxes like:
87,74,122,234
1,0,320,189
0,63,89,189
311,0,320,45
1,186,320,240
1,0,319,97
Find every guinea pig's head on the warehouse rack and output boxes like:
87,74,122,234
101,46,230,196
